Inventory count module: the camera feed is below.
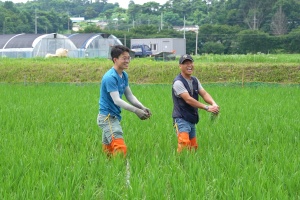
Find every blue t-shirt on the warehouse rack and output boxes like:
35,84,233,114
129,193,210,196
99,67,128,121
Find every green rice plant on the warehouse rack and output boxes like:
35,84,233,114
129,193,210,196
0,83,299,199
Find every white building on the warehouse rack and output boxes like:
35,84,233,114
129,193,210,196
130,38,186,56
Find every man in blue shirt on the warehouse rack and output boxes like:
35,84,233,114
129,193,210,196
97,45,151,157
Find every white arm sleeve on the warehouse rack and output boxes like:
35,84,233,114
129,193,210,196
110,91,138,113
124,86,144,109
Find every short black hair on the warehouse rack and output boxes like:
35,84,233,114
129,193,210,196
111,45,130,61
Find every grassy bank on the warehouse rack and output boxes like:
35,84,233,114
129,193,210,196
0,54,299,84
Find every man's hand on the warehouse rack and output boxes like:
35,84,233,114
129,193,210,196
134,109,149,120
142,107,152,117
208,105,219,114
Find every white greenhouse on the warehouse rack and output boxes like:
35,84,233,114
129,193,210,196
0,33,123,58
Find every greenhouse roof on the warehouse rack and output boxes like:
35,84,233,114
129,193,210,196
66,33,120,49
66,33,102,48
0,34,44,49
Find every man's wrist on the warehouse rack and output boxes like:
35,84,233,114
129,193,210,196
204,105,209,111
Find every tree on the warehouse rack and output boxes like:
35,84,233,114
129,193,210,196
130,25,158,35
199,24,241,54
104,8,114,20
241,0,274,30
164,11,181,26
237,30,271,53
277,0,300,31
84,6,98,19
271,5,288,35
202,42,225,54
141,2,161,15
127,3,142,22
283,28,300,53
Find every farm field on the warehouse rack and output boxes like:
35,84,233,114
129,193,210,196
0,83,299,199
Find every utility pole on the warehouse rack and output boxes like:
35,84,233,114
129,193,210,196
3,18,6,34
183,15,186,39
35,9,38,34
253,13,257,30
195,25,199,55
124,34,126,46
160,12,163,30
3,17,11,34
67,11,70,34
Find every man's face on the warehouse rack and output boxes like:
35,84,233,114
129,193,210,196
180,60,194,76
114,52,131,69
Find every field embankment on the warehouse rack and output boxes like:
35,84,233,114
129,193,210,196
0,54,299,84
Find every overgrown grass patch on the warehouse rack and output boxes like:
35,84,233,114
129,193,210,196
1,54,300,83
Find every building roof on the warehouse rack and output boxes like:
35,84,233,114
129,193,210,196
6,34,44,48
66,33,98,48
66,33,122,49
0,34,46,49
70,17,85,23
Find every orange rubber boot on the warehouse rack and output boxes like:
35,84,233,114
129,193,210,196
189,137,198,151
177,132,190,153
112,138,127,157
102,144,113,157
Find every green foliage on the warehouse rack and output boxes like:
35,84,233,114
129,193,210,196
130,25,158,36
163,11,182,26
1,0,300,53
81,24,102,33
283,28,300,53
237,30,272,54
202,42,225,54
0,55,299,84
199,24,242,54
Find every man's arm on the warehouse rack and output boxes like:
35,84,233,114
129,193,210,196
198,88,218,106
110,91,149,120
198,88,219,113
110,91,137,112
180,92,209,111
124,86,144,109
124,87,152,116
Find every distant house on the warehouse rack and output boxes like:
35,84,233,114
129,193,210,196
70,17,85,32
173,25,199,32
130,38,186,56
70,17,85,23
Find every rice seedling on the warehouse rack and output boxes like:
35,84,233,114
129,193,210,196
0,83,299,199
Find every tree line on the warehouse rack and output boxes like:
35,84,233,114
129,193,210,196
1,0,300,54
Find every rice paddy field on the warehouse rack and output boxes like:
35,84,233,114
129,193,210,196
1,82,299,199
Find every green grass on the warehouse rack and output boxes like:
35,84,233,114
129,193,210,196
196,53,300,63
0,83,299,199
0,54,300,83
